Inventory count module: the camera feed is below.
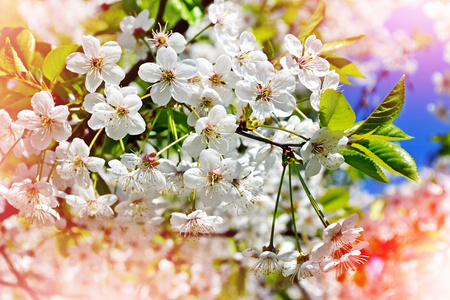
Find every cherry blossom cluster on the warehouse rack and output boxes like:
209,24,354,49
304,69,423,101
0,0,372,288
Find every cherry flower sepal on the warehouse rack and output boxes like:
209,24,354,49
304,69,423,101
170,210,223,237
65,35,125,92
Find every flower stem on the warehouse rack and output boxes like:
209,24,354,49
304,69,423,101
89,128,103,151
186,23,213,46
269,164,287,249
293,164,329,227
156,133,190,157
289,164,303,253
258,124,309,141
119,139,126,153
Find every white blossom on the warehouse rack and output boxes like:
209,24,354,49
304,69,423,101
170,210,223,237
56,138,105,188
66,35,125,92
85,85,146,140
66,186,117,219
138,46,197,105
16,91,71,150
301,127,348,177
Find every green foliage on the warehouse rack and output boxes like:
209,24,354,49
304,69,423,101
297,0,325,41
432,132,450,156
351,139,421,184
324,54,365,86
319,90,356,131
43,44,79,83
351,123,413,141
321,35,365,53
318,187,350,212
165,0,203,26
341,148,390,183
350,75,405,135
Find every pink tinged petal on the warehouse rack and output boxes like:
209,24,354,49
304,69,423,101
171,80,192,103
82,35,101,58
83,93,105,113
86,157,105,173
76,172,91,189
240,31,256,52
342,213,359,231
138,63,162,83
168,32,186,53
150,82,172,106
183,133,205,157
65,52,90,74
322,259,340,272
175,60,197,78
323,222,342,242
284,34,303,57
66,195,87,207
50,105,70,120
156,46,177,70
305,156,321,177
101,41,122,64
98,194,118,206
85,69,103,93
32,91,55,116
214,55,232,75
30,131,52,151
51,121,72,142
101,64,125,86
196,58,213,77
304,35,322,57
16,110,40,130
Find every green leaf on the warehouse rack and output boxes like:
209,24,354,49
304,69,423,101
319,90,355,131
352,139,421,184
297,0,325,41
167,0,203,26
352,123,413,141
318,187,349,212
330,64,352,85
3,37,27,74
43,44,79,82
341,148,389,183
263,40,275,59
321,35,365,53
351,76,405,135
16,29,35,68
122,0,140,14
325,54,365,78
